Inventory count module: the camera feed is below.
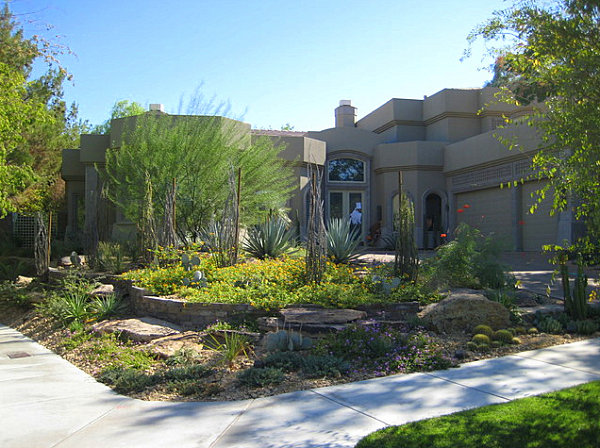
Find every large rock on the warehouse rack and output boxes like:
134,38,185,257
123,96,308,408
92,317,181,342
281,307,366,324
419,290,511,334
89,284,114,297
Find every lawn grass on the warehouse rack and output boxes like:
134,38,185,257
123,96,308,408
356,381,600,448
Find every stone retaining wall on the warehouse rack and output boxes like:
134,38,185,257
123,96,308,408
129,286,269,330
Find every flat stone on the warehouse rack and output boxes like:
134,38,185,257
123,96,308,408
280,307,366,325
91,317,181,342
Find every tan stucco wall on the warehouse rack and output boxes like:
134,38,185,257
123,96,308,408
373,141,444,171
444,124,540,174
307,127,384,158
61,149,85,181
79,134,110,164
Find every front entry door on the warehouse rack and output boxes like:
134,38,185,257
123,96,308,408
329,191,364,236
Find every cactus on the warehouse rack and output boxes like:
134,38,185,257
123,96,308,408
472,324,494,338
493,329,515,344
181,254,201,271
183,270,206,288
70,251,82,267
537,316,564,334
472,334,491,345
264,330,313,352
574,320,598,335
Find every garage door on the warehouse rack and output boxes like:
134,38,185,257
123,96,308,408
521,181,558,251
456,187,513,247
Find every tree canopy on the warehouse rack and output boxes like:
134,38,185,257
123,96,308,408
469,0,600,250
102,103,295,245
0,4,85,216
92,100,146,134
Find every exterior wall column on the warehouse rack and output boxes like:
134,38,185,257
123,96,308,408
84,165,99,252
512,184,523,251
448,193,457,239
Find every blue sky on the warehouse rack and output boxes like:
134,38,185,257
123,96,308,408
8,0,508,131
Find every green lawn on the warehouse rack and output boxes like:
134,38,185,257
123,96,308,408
356,381,600,448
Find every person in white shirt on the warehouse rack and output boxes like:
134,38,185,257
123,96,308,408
350,202,362,236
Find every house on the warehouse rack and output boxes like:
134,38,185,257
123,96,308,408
61,87,579,251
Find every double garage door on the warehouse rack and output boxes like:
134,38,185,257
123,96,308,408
455,181,558,251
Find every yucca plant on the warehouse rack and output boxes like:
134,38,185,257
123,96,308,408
243,217,296,259
326,218,361,264
91,293,128,321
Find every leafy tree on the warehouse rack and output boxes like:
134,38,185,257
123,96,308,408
0,4,84,217
102,99,295,246
92,100,145,134
468,0,600,252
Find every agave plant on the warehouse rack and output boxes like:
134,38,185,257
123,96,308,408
242,217,296,259
326,218,361,264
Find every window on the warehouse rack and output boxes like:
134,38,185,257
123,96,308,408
328,158,365,182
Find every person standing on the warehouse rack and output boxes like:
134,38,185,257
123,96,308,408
350,202,362,236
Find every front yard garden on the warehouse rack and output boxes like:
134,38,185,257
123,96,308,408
1,223,599,402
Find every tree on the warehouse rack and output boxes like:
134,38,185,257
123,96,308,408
102,97,295,246
0,4,84,217
92,100,145,134
469,0,600,252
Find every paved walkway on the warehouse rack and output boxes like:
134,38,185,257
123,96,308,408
1,324,599,448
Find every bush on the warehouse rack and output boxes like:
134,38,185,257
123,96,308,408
262,351,306,372
423,223,510,289
98,367,159,394
574,320,598,335
237,367,284,387
301,354,349,378
90,293,127,321
537,315,564,334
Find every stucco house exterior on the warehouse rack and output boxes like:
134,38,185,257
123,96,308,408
61,87,579,251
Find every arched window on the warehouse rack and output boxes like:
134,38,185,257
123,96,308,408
328,158,365,182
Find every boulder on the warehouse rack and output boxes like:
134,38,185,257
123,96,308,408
92,317,181,342
90,284,114,297
15,276,33,286
419,290,511,334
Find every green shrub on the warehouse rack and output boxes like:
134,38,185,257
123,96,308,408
326,218,361,264
472,324,494,337
204,332,252,365
493,329,515,344
423,223,510,289
574,320,598,335
262,351,305,372
243,217,296,259
160,364,211,381
301,354,349,378
96,241,127,274
537,316,564,334
91,293,127,321
472,334,491,345
237,367,284,387
98,367,159,394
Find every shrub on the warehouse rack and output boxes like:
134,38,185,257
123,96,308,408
91,293,127,321
262,351,305,372
537,316,564,334
574,320,598,335
237,367,284,387
472,325,494,338
326,218,361,264
98,367,159,394
301,354,349,378
96,241,127,274
243,217,296,259
423,223,510,289
205,332,253,365
472,334,491,345
160,364,211,381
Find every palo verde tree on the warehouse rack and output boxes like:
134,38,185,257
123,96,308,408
92,100,145,134
101,95,295,247
468,0,600,254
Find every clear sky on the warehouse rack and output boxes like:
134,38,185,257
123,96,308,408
8,0,508,132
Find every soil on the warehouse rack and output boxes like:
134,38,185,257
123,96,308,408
2,296,596,403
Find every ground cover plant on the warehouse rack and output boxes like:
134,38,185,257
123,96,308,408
123,250,439,310
355,381,600,448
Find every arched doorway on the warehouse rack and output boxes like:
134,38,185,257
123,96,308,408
424,193,442,249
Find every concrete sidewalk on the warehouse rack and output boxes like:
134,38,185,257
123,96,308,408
1,324,600,448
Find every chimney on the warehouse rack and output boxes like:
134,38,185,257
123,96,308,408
335,100,356,128
149,104,164,113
